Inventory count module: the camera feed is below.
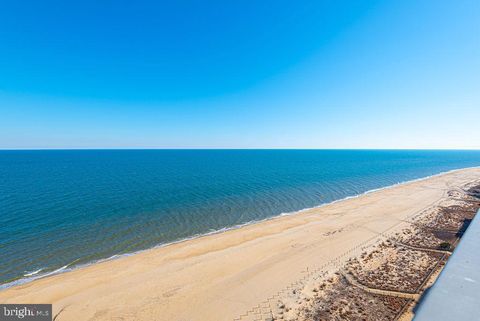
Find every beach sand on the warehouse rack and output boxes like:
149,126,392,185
1,167,480,321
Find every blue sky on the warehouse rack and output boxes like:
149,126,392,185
0,0,479,149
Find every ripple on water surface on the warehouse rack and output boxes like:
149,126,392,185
1,149,480,287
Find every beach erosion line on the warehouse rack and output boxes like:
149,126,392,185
1,166,477,291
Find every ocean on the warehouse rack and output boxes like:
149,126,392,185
1,149,480,287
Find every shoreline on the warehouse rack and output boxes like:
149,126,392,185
2,167,480,321
2,166,478,290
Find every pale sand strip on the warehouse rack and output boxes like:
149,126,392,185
1,168,480,321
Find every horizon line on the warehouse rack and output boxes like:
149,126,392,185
1,148,480,151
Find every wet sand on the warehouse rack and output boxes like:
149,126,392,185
1,167,480,321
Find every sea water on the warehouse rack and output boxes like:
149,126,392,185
1,149,480,287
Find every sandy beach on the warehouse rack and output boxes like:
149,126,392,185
1,167,480,321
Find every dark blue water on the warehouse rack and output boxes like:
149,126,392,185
1,150,480,287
